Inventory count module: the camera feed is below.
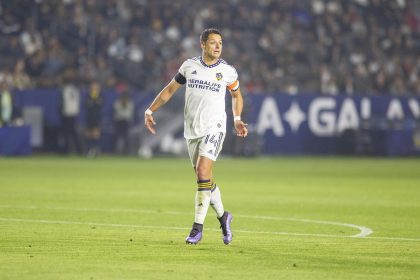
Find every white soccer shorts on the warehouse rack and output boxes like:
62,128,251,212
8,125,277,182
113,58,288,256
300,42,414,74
187,130,225,166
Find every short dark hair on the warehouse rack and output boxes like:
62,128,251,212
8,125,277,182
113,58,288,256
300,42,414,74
200,28,222,43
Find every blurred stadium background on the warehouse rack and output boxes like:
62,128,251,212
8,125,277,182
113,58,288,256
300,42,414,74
0,0,419,157
1,2,420,279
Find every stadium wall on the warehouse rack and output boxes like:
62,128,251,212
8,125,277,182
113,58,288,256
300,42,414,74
240,94,420,156
3,90,420,156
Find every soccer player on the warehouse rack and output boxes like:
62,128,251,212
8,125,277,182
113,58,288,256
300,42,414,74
144,28,248,245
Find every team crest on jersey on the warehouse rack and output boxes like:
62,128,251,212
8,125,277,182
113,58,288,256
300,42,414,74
216,72,223,81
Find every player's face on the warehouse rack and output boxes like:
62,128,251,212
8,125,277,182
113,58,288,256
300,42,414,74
202,33,222,61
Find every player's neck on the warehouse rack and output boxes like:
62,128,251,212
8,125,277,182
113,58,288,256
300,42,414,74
202,55,219,66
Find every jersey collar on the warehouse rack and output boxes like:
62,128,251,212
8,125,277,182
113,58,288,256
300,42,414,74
199,56,222,68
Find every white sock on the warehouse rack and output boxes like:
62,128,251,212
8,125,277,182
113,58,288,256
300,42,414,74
194,180,212,224
210,185,225,218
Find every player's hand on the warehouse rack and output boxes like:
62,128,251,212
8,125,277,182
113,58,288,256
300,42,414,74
145,113,156,134
234,120,248,137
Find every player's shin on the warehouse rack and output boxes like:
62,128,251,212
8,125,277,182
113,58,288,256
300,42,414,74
194,179,212,224
210,181,225,218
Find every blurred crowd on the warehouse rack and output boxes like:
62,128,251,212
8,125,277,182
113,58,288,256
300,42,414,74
0,0,419,96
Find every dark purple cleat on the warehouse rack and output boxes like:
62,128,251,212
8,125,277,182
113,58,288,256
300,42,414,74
218,211,233,245
185,223,203,245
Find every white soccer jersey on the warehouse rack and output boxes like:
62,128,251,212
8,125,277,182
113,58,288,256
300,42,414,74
175,56,239,139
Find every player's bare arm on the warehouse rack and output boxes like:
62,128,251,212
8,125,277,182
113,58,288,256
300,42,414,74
145,79,182,134
231,87,248,138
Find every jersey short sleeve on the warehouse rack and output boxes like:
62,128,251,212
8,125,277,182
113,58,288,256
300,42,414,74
176,60,192,84
174,60,189,85
225,66,239,91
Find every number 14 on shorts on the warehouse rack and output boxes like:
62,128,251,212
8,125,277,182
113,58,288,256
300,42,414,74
204,132,224,156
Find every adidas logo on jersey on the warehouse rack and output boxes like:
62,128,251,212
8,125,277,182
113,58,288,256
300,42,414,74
191,70,197,75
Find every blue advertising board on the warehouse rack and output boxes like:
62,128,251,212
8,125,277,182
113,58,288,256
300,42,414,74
244,94,420,155
6,89,420,156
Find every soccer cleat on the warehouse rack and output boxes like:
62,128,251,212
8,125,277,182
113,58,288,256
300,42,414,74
185,223,203,244
218,211,233,245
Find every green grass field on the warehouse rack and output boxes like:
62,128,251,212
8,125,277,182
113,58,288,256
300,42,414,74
1,156,419,279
